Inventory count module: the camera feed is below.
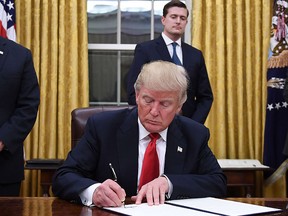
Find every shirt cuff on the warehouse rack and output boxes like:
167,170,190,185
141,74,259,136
161,174,173,199
79,183,101,206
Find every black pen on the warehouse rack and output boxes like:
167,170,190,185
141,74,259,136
109,163,125,207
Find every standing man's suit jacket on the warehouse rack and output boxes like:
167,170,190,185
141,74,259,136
126,36,213,124
52,108,226,202
0,37,40,183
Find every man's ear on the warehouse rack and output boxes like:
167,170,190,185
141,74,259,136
161,16,165,25
135,91,139,105
176,105,182,114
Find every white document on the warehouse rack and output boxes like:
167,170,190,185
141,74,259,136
217,159,269,168
166,197,281,216
104,203,217,216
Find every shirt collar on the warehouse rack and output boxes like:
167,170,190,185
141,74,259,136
161,32,182,47
138,118,167,142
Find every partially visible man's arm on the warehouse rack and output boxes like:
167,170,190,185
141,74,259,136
126,44,150,105
190,52,213,124
0,141,4,152
0,48,40,154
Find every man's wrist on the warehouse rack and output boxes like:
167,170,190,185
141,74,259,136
160,174,173,199
79,183,100,206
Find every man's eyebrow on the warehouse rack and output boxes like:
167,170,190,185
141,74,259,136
170,13,187,17
142,93,151,98
160,98,174,103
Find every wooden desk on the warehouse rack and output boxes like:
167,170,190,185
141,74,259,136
25,159,64,197
25,160,270,197
223,167,270,197
0,197,287,216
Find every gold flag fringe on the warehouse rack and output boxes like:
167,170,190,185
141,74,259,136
267,50,288,69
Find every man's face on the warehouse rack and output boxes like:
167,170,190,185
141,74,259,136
136,86,182,133
162,6,188,40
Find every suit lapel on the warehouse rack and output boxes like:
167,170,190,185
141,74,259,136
181,42,189,68
155,36,173,62
117,108,139,195
164,117,187,174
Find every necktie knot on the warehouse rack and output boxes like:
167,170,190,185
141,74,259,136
149,133,160,141
172,42,178,49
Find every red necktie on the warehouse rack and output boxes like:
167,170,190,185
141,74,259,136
138,133,160,191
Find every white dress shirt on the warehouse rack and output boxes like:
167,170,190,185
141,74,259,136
137,118,167,187
161,32,183,64
79,118,172,206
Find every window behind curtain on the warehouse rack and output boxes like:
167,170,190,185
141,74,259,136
87,0,189,105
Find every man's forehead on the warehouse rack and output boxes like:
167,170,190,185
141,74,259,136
167,7,188,16
141,88,178,100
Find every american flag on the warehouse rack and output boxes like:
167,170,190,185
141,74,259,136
0,0,16,41
263,0,288,183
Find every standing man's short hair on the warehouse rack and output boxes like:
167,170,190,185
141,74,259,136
163,0,189,17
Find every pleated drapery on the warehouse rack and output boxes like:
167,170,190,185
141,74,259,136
15,0,89,196
192,0,285,197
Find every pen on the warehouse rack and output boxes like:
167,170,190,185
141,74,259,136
109,163,125,207
109,163,118,182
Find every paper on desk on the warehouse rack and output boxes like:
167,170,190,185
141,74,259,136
104,203,218,216
166,197,282,216
217,159,269,168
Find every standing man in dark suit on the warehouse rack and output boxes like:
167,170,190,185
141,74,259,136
126,0,213,124
0,36,40,196
52,61,226,207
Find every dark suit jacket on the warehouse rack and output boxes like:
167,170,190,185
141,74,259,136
126,36,213,124
52,108,226,202
0,37,40,183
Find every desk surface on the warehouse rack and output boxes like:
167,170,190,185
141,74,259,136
0,197,287,216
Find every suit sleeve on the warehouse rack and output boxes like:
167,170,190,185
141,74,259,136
0,49,40,154
126,44,150,105
166,128,226,199
191,52,213,123
52,117,102,202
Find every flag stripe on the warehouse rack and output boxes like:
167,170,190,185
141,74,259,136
0,0,16,41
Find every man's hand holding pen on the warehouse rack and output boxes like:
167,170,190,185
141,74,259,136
91,163,125,208
92,179,126,208
92,163,169,207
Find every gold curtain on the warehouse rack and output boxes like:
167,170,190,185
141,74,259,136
192,0,285,197
15,0,89,196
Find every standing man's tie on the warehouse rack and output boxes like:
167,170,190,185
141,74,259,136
172,42,182,66
138,133,160,190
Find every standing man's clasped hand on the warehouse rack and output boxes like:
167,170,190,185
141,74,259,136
132,176,169,206
0,141,4,152
92,179,126,208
